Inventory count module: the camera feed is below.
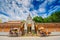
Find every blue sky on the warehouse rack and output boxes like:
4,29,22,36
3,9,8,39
0,0,60,22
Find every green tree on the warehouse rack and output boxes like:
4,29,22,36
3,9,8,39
33,11,60,23
0,19,2,23
43,18,49,23
33,16,44,23
48,11,60,22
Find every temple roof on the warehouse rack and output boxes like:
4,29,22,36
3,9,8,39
27,14,32,20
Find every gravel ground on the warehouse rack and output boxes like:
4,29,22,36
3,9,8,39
0,32,60,40
0,36,60,40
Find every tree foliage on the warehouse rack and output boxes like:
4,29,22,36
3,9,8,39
0,19,2,23
48,11,60,22
33,16,44,23
33,11,60,23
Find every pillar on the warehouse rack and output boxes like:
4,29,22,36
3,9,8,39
24,23,27,34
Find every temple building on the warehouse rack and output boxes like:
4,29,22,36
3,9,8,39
24,14,34,33
0,14,60,36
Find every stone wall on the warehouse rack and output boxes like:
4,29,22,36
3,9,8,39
35,23,60,32
0,23,60,32
0,23,24,32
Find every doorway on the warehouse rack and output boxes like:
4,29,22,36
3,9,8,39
27,26,31,33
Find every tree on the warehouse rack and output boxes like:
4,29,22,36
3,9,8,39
33,11,60,23
0,19,2,23
33,16,44,23
48,11,60,22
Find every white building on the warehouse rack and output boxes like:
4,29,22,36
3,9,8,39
24,14,34,33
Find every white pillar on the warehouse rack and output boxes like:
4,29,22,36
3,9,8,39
32,23,34,30
24,23,27,30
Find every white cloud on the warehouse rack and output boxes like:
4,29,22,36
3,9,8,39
0,14,10,22
0,0,44,22
38,1,47,13
31,10,38,17
42,14,47,18
48,0,56,5
38,8,46,13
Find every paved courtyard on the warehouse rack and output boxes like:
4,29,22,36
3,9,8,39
0,32,60,40
0,36,60,40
